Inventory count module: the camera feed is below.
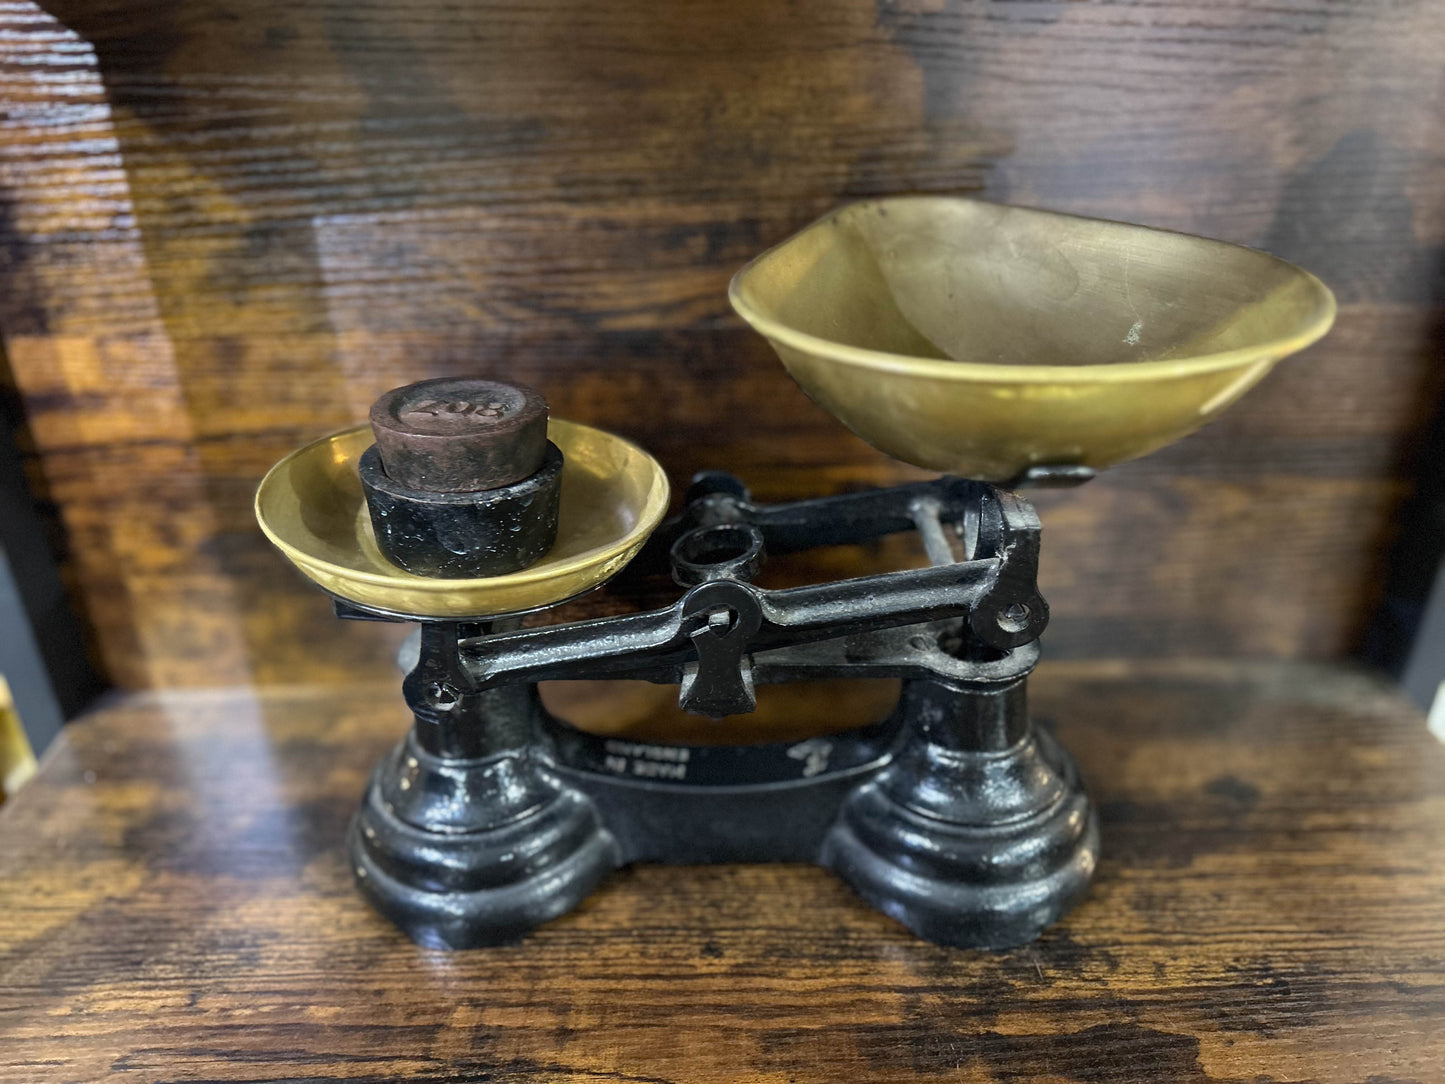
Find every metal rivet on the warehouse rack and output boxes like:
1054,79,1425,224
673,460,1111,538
997,602,1032,633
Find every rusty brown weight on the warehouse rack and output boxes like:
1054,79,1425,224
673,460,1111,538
369,377,549,493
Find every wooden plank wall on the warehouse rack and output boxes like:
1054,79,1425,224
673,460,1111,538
0,0,1441,689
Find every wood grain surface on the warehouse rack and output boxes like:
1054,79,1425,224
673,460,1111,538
1,661,1443,1083
0,0,1443,687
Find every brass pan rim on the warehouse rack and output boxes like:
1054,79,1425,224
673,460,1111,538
254,418,671,617
728,195,1337,385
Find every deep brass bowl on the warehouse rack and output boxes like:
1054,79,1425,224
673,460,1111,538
255,419,670,618
730,197,1336,480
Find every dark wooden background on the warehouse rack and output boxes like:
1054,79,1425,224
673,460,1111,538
0,0,1442,690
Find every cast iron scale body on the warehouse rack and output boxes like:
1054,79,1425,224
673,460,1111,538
341,468,1095,950
256,197,1336,951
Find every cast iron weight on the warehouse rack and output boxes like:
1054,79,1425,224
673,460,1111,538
359,377,562,578
370,377,550,492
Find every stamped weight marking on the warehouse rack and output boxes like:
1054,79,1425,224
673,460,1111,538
400,397,512,424
369,377,550,492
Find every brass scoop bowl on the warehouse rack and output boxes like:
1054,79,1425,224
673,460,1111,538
730,197,1336,481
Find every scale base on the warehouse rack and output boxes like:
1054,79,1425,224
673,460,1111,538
348,677,1098,950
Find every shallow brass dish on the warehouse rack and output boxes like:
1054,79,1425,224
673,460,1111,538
255,419,670,618
730,197,1336,480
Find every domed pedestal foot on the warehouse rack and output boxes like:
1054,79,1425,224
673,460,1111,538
350,727,619,948
823,675,1098,949
350,640,619,950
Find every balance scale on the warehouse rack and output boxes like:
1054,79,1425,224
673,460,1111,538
255,197,1334,950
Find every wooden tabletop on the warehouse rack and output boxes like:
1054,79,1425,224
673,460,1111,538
1,661,1442,1083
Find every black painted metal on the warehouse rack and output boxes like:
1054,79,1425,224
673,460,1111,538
343,471,1097,950
358,441,562,578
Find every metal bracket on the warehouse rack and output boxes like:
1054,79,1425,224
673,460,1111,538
446,473,1047,716
678,581,762,716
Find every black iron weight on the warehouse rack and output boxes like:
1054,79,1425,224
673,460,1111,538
360,377,561,577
